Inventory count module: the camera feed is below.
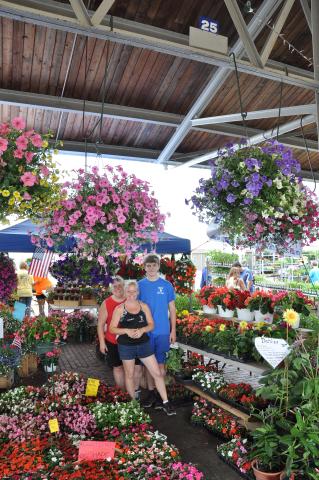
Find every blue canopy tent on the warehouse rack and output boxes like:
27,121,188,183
0,220,191,254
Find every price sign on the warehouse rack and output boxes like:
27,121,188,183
255,337,291,369
85,378,100,396
0,317,3,339
48,418,59,433
198,16,219,34
78,440,116,461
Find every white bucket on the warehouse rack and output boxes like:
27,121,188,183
217,305,234,318
254,310,273,324
236,308,254,322
203,305,217,314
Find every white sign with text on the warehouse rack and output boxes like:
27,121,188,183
0,317,3,339
255,337,291,369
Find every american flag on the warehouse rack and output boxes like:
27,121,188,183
29,247,54,278
12,335,22,350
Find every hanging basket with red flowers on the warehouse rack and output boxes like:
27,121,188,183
174,256,196,295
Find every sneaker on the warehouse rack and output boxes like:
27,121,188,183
154,395,164,410
135,389,141,401
162,401,176,416
141,390,156,408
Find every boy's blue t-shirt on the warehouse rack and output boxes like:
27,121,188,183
138,277,175,336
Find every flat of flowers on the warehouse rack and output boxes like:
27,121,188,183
217,452,254,480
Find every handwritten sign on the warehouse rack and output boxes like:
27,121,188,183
78,440,116,461
48,418,59,433
85,378,100,396
255,337,291,369
199,16,219,34
0,317,3,339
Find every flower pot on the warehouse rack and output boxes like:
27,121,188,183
27,353,38,374
236,308,254,322
217,305,234,318
17,355,29,378
44,364,57,373
203,305,217,314
252,460,283,480
254,310,273,324
0,369,14,389
280,473,295,480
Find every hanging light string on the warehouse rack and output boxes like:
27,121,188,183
238,0,313,67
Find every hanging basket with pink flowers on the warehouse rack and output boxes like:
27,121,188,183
36,165,166,262
0,117,61,222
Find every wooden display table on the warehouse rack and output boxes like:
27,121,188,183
176,341,266,376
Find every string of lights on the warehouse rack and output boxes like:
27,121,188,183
238,0,313,67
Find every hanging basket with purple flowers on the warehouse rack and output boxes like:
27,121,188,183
188,142,319,252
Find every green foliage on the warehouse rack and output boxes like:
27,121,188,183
165,347,185,374
207,250,238,265
174,293,201,312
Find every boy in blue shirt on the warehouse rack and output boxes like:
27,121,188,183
138,254,176,409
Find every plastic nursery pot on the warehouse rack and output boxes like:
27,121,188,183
252,460,283,480
203,305,217,314
280,474,295,480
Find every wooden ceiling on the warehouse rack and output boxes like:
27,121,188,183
0,0,317,175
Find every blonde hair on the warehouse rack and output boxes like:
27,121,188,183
19,261,28,270
228,267,240,278
125,279,139,294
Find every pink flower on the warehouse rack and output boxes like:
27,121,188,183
15,135,28,150
20,172,37,187
25,151,35,164
46,238,54,247
30,134,43,148
14,149,24,159
40,165,50,177
0,123,9,135
97,256,106,266
0,137,8,152
23,192,32,200
11,117,26,130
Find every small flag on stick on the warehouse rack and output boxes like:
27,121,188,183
29,247,54,278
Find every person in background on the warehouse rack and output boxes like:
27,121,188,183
16,261,34,315
309,260,319,285
226,266,246,291
232,261,255,293
138,254,176,409
110,280,176,415
200,265,212,288
97,276,142,393
33,276,52,316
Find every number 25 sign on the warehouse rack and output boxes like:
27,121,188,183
198,16,219,34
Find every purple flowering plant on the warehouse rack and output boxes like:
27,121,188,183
0,253,17,302
189,142,319,252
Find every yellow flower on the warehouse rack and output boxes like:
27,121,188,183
254,321,265,330
219,324,226,332
42,140,49,148
181,309,189,316
1,190,10,197
205,325,213,333
13,191,21,199
283,309,300,328
39,179,48,186
239,321,248,330
8,197,15,205
53,149,59,155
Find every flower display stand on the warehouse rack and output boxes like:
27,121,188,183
81,298,98,306
0,369,14,389
51,300,80,308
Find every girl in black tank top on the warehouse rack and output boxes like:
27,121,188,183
117,303,149,345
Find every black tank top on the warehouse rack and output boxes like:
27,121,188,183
117,303,149,345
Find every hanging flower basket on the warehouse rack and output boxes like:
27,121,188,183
36,165,165,260
0,253,17,302
0,117,61,222
189,142,319,252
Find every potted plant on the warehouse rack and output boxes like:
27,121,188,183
196,286,217,313
233,290,254,321
42,347,61,373
245,291,274,323
165,347,185,376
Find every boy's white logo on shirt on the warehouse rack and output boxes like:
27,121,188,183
157,287,164,295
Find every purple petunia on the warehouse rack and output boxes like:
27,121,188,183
226,193,237,203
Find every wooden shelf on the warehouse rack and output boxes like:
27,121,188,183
177,382,260,431
177,342,266,375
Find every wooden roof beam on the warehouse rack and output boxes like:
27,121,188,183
68,0,91,26
91,0,115,26
300,0,312,33
260,0,295,66
191,104,315,126
224,0,263,68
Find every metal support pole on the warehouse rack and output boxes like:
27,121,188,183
311,0,319,149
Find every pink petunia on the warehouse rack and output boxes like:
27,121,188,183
11,117,26,130
25,151,35,164
20,171,37,187
30,134,43,148
14,149,24,159
40,165,50,177
0,123,10,136
15,135,28,150
23,192,32,200
0,137,8,152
